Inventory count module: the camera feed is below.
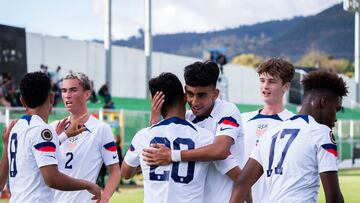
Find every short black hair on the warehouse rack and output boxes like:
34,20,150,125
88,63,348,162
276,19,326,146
184,61,219,87
148,73,184,116
20,72,51,108
302,70,348,98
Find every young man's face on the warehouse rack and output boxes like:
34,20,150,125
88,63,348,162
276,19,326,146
61,79,90,114
259,73,289,105
320,96,342,129
185,85,219,117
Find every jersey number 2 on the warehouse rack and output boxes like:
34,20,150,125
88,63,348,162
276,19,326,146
149,137,195,184
267,128,300,177
65,152,73,169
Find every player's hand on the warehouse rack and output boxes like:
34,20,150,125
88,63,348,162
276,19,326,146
142,143,171,166
2,120,17,146
150,91,164,125
87,182,101,202
55,118,68,135
99,196,110,203
65,113,88,137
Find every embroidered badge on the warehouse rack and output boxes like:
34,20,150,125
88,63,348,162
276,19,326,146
330,131,336,144
41,129,53,141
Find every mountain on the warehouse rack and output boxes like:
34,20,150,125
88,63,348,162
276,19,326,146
258,3,354,61
113,3,354,61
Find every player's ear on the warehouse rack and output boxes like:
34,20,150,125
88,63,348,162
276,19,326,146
282,82,290,92
182,92,187,104
319,96,328,109
19,96,27,108
213,88,220,99
49,92,54,105
84,90,91,100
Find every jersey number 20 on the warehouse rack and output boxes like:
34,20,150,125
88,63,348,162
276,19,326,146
149,137,195,184
267,128,300,177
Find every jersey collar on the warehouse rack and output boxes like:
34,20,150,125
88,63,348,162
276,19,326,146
151,116,197,131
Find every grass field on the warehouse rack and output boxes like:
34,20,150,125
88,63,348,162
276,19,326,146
0,169,358,203
109,169,360,203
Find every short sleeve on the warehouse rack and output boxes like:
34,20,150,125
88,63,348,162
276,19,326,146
124,130,145,167
100,123,120,166
216,114,243,142
213,154,238,175
30,126,59,168
311,127,338,173
249,140,262,166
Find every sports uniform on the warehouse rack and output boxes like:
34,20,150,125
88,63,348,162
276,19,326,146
242,109,293,203
8,115,59,203
53,115,119,202
124,116,230,203
186,99,244,203
251,115,338,203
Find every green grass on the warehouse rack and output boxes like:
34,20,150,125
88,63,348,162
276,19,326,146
0,169,358,202
109,186,143,203
318,169,360,203
109,169,360,203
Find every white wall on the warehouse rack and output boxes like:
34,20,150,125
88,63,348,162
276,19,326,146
25,33,357,107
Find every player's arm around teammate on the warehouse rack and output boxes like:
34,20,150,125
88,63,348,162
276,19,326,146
144,91,235,163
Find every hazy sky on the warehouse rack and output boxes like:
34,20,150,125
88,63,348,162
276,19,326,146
0,0,342,40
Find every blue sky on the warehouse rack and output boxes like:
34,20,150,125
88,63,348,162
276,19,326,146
0,0,342,41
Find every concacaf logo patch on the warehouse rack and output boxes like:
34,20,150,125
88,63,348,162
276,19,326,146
41,129,53,141
329,131,336,144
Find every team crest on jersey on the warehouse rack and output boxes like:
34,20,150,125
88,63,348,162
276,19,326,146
329,131,336,144
41,129,53,141
256,123,268,137
67,136,78,150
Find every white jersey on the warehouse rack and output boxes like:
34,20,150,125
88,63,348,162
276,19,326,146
8,115,59,203
125,117,217,203
186,99,244,203
242,109,293,203
52,115,119,203
251,115,338,203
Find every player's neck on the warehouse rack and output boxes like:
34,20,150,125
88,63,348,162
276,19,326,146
70,111,90,123
163,106,186,120
261,103,284,115
26,107,49,123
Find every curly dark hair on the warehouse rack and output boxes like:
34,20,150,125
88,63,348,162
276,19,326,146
184,61,219,87
20,72,51,108
257,58,295,84
302,70,348,98
148,72,184,116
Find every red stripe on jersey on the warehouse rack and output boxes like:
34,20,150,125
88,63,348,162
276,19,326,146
106,146,117,152
222,120,238,127
325,148,338,157
36,146,56,152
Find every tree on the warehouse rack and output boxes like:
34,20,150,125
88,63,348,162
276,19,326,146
297,51,354,77
231,54,263,68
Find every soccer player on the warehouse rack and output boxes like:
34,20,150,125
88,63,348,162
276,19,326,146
122,72,221,203
241,58,295,203
143,61,246,203
53,72,120,203
0,120,16,190
230,70,346,203
8,72,100,203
